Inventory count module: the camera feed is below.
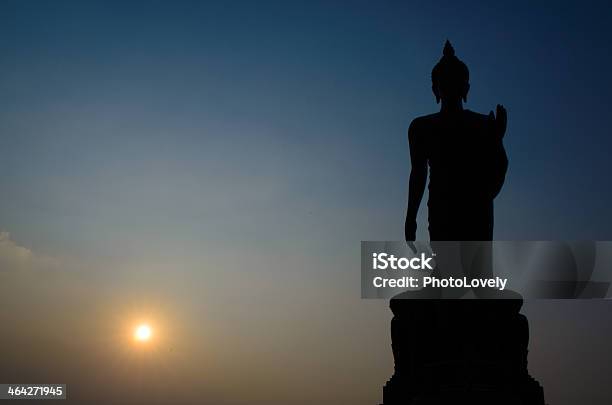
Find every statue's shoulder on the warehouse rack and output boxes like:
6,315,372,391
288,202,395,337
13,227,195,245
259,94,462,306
464,109,491,125
409,113,440,135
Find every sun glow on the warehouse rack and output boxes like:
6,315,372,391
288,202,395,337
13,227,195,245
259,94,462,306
134,324,152,342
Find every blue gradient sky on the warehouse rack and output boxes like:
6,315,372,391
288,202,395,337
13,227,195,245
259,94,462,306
1,1,612,404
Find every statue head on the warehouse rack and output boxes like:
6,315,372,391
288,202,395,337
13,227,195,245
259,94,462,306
431,40,470,104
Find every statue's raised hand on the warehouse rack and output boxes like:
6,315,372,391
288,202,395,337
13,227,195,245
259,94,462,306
488,104,507,139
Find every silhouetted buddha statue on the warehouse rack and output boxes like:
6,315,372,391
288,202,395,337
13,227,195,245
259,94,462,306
381,41,545,405
405,40,508,242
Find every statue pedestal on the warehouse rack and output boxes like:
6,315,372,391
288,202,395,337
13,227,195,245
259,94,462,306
381,298,545,405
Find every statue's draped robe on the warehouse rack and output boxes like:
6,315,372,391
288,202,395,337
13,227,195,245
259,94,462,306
411,109,507,241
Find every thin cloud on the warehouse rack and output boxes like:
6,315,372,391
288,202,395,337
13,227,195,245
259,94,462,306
0,231,60,272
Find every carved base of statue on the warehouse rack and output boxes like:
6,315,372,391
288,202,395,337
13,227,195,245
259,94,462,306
381,297,545,405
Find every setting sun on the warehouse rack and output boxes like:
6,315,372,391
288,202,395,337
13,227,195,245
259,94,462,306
134,324,152,342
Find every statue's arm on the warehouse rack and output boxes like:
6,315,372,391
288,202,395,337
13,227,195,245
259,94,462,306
489,139,508,198
487,105,508,198
405,120,427,241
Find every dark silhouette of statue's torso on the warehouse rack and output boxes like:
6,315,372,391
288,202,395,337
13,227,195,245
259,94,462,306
410,109,507,240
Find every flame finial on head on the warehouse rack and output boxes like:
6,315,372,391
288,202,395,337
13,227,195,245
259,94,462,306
443,40,455,57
